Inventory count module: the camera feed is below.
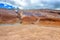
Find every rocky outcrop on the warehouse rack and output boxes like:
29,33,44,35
18,9,60,24
0,8,19,24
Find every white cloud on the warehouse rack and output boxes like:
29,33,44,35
0,0,60,9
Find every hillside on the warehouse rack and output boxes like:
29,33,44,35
0,9,60,40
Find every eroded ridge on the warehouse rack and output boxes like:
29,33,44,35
19,9,60,25
0,8,19,24
0,8,60,26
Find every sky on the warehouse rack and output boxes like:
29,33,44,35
0,0,60,10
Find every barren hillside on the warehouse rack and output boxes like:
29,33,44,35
0,9,60,40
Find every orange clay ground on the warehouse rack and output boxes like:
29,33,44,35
21,16,60,27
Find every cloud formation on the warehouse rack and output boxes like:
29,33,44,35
0,0,60,10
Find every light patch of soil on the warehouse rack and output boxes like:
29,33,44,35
0,24,60,40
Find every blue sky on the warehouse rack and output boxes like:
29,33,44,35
0,0,60,10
